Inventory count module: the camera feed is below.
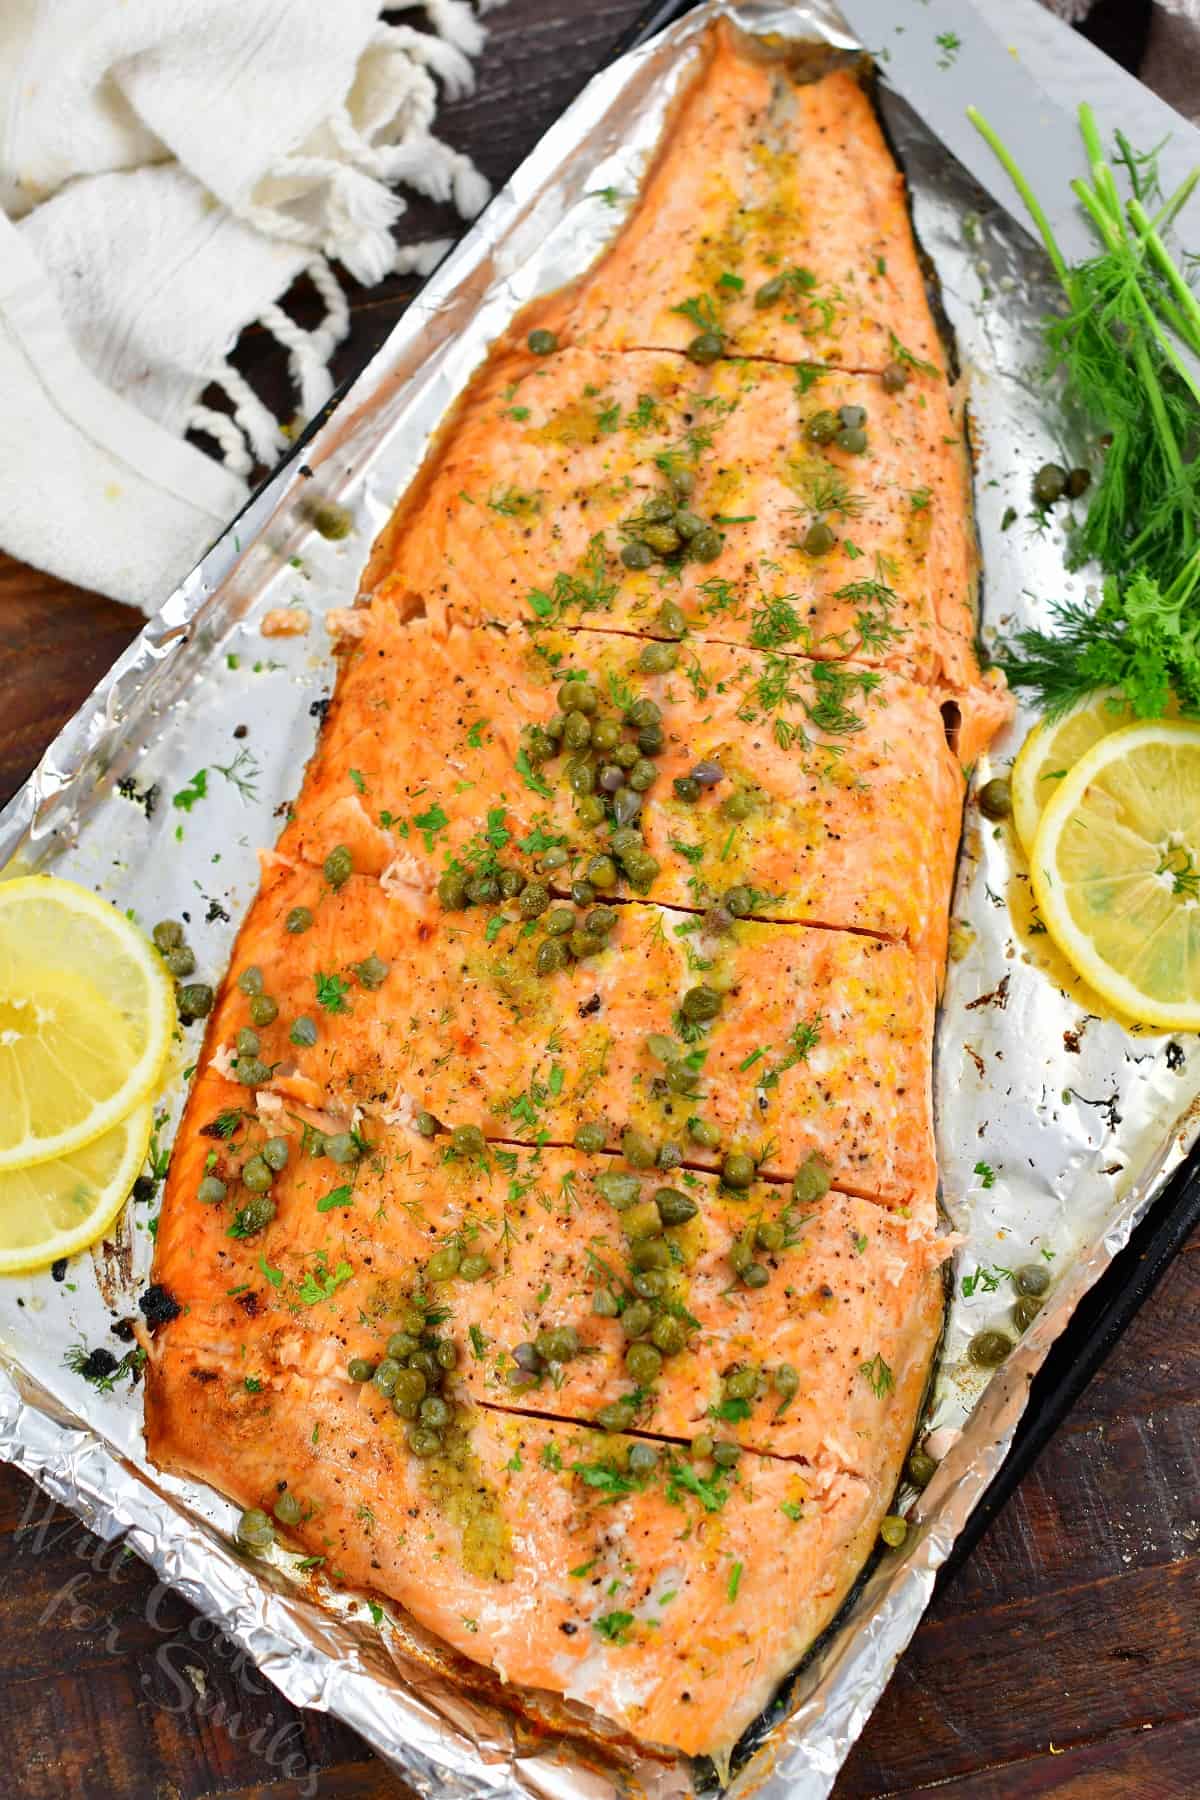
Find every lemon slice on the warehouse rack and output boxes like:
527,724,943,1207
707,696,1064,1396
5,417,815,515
1011,690,1137,855
0,876,175,1169
1031,721,1200,1029
0,1102,153,1274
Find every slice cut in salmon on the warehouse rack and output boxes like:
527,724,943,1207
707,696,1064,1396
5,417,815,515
197,861,938,1209
525,24,945,375
277,616,963,955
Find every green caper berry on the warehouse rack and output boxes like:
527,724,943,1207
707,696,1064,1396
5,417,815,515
646,1032,677,1063
626,1341,663,1385
536,939,569,976
499,870,527,900
754,274,786,308
237,1508,275,1553
1015,1263,1051,1297
836,425,868,454
249,993,278,1027
303,1129,326,1158
881,360,909,393
978,777,1012,821
1012,1295,1043,1332
742,1262,770,1288
722,790,755,821
237,965,264,996
657,597,689,635
587,855,618,890
687,330,724,365
627,697,661,729
545,907,575,936
879,1514,908,1549
465,873,501,906
387,1331,419,1360
436,1340,458,1370
541,845,571,870
673,775,702,803
323,844,353,889
803,520,837,556
234,1057,270,1086
806,410,839,445
591,718,621,752
622,1199,662,1242
563,712,592,750
724,1367,758,1401
568,928,603,960
712,1441,741,1468
792,1152,831,1205
165,946,196,979
437,871,467,910
688,527,722,563
596,1170,641,1208
756,1219,785,1252
620,1300,654,1338
587,906,617,935
622,1129,657,1169
372,1359,401,1395
671,467,696,498
689,1117,721,1149
621,540,655,571
536,1326,580,1363
427,1244,462,1282
544,713,567,742
967,1329,1014,1368
691,1432,715,1460
177,983,214,1022
906,1448,937,1487
459,1253,491,1282
1065,466,1092,499
415,1110,443,1138
574,1121,608,1154
399,1305,425,1335
452,1123,486,1157
262,1137,289,1173
681,984,722,1023
567,759,596,796
722,1150,756,1190
576,793,607,827
518,882,550,920
325,1132,361,1166
624,850,660,887
774,1362,800,1399
627,1442,659,1475
237,1028,260,1057
1032,462,1067,506
723,885,754,917
407,1427,443,1458
197,1175,227,1205
596,1399,637,1432
632,1268,669,1300
612,740,639,771
609,826,643,860
631,1235,672,1271
592,1288,620,1318
642,523,682,558
347,1357,374,1383
410,1349,441,1380
654,1186,698,1226
274,1491,303,1527
290,1015,318,1048
639,641,678,675
666,1061,696,1095
650,1314,688,1356
627,758,656,793
527,328,558,355
285,906,314,934
570,877,595,906
234,1193,276,1233
152,919,185,952
416,1396,450,1432
394,1367,428,1407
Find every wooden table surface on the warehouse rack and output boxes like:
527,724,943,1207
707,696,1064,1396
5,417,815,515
2,3,1198,1795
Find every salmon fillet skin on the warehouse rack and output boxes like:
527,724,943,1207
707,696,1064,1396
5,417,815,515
146,19,1010,1765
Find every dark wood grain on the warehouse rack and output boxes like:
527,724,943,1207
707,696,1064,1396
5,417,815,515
2,3,1199,1796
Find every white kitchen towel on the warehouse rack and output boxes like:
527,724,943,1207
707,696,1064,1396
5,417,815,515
0,0,497,612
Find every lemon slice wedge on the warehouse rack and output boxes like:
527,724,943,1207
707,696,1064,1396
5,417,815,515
1011,690,1138,855
1031,720,1200,1029
0,876,175,1169
0,1102,153,1273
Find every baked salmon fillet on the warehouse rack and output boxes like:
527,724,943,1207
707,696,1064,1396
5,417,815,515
360,347,980,686
526,24,944,374
277,616,966,957
145,19,1012,1765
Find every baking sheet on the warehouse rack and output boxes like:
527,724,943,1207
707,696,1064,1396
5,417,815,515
3,4,1199,1796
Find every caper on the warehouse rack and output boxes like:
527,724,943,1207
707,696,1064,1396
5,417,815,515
681,985,722,1023
586,906,617,936
1015,1263,1051,1297
626,1341,663,1384
519,882,550,919
452,1123,486,1157
621,540,654,571
806,410,839,445
906,1448,937,1488
622,1129,657,1169
774,1362,800,1400
792,1152,831,1205
415,1109,443,1138
836,425,868,454
628,1441,659,1474
639,640,678,675
249,993,278,1027
527,328,558,355
666,1061,697,1095
654,1186,697,1227
626,851,661,891
567,758,595,795
756,1219,785,1252
285,905,313,934
569,928,603,960
545,906,575,936
967,1328,1014,1368
628,758,658,792
237,1508,274,1553
177,983,214,1023
596,1170,641,1208
536,1326,580,1363
688,527,722,563
237,965,264,997
642,492,676,524
978,776,1012,821
237,1028,260,1057
372,1358,401,1396
1065,466,1091,499
563,712,592,750
592,1288,620,1317
1013,1295,1043,1332
197,1175,227,1205
347,1357,374,1383
671,467,696,499
722,1150,756,1190
537,939,569,976
595,1399,637,1432
838,404,867,429
803,520,837,556
323,844,353,889
647,1317,685,1362
879,1514,908,1549
466,873,501,906
165,945,196,979
459,1253,491,1281
261,1136,289,1173
724,1367,758,1401
631,1235,672,1271
234,1057,270,1086
437,871,467,910
427,1243,462,1282
152,920,185,952
541,845,570,870
881,360,909,393
620,1300,654,1338
505,1366,539,1391
407,1427,443,1458
712,1441,741,1468
723,885,753,918
575,1120,608,1153
722,789,755,821
742,1263,769,1287
689,1117,721,1149
1033,462,1067,506
598,764,625,795
577,794,606,827
613,787,644,827
563,680,597,715
755,274,786,308
691,1432,715,1460
386,1330,419,1361
544,713,566,741
394,1368,429,1410
587,854,618,890
687,330,724,365
325,1132,361,1166
673,775,702,803
657,599,689,638
498,870,526,901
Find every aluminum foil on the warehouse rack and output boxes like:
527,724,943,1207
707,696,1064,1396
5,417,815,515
3,3,1198,1796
